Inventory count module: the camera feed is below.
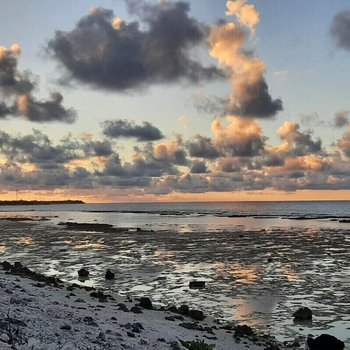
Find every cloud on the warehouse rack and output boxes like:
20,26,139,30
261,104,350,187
334,110,349,128
338,128,350,157
103,119,163,141
276,121,322,157
300,112,325,128
331,10,350,51
152,135,188,166
190,160,208,173
0,130,112,170
0,45,76,123
0,45,34,95
187,134,221,159
192,91,227,116
208,1,282,118
48,2,224,91
212,116,265,156
16,92,76,123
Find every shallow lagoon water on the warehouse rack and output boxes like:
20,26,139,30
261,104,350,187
0,201,349,345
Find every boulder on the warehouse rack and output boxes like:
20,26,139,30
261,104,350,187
178,305,189,316
78,268,89,278
1,261,11,271
105,269,115,280
234,324,255,337
189,281,206,289
189,309,205,321
307,334,344,350
293,307,312,321
139,297,153,310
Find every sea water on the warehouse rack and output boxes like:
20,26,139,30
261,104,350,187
0,201,349,344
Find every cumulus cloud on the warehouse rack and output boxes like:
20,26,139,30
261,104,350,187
331,10,350,51
0,130,112,170
212,116,265,156
16,92,76,123
190,160,208,173
276,121,322,157
334,110,349,128
152,135,188,166
208,1,282,118
225,0,260,32
103,119,163,141
187,134,220,159
0,45,76,123
48,2,224,91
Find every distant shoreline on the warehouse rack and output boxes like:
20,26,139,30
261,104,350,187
0,200,84,206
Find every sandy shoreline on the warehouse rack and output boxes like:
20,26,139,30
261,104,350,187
0,264,287,350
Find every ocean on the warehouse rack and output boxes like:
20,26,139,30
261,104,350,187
0,201,349,344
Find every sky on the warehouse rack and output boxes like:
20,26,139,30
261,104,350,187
0,0,350,203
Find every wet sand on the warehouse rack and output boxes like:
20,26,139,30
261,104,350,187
0,218,349,347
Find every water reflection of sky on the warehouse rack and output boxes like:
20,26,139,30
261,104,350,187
0,214,349,345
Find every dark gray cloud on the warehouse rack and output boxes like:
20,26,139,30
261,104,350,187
226,78,283,118
82,139,113,157
190,160,208,173
331,10,350,51
0,49,34,95
0,130,112,169
187,135,220,159
103,119,163,141
0,46,76,123
47,2,224,91
334,110,349,128
16,93,76,123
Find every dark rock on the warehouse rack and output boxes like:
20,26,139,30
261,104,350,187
67,285,74,291
1,261,11,271
60,324,72,331
105,269,115,280
189,309,205,321
117,303,130,312
168,306,178,313
90,291,107,302
165,316,176,321
83,316,94,323
78,268,89,278
139,297,153,310
293,307,312,321
189,281,206,289
75,298,85,303
178,305,189,316
127,331,135,338
98,332,106,341
173,315,184,321
131,306,143,314
307,334,344,350
264,346,280,350
14,262,23,270
179,322,204,331
234,325,255,337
